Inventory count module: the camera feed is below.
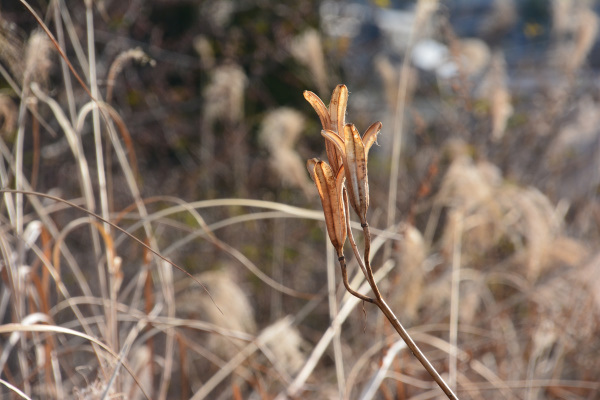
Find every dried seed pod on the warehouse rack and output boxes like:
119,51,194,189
303,85,348,174
329,84,348,136
303,90,330,129
307,158,347,255
322,121,382,224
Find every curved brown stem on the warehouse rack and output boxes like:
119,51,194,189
362,223,371,265
359,223,382,299
343,189,369,279
373,296,458,399
337,255,374,303
362,224,459,400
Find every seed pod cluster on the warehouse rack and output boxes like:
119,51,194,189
305,85,382,249
322,121,381,225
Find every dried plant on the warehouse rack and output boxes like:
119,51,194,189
259,107,315,197
0,93,17,136
260,318,307,376
550,1,598,74
480,0,517,39
304,84,458,399
4,2,600,399
0,20,24,81
23,30,54,87
551,0,576,38
449,38,491,79
290,29,328,96
374,55,417,112
477,52,513,141
203,64,247,127
435,147,571,281
176,269,257,359
122,345,153,400
106,47,155,104
568,7,598,73
201,63,248,191
193,35,216,70
389,223,426,322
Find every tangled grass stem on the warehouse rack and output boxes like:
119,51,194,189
0,188,223,315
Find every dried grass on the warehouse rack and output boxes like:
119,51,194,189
194,35,215,70
260,318,307,376
436,149,571,281
551,0,576,38
449,38,491,79
0,94,17,136
289,29,328,96
106,47,155,103
23,30,54,87
545,95,600,202
259,107,315,197
375,55,418,112
203,63,247,127
389,223,426,322
0,19,24,81
550,1,598,74
121,345,153,400
477,52,513,141
176,269,257,359
2,2,600,399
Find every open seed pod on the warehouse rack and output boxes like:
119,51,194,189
322,122,381,224
307,158,347,255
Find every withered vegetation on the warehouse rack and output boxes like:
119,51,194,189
1,1,600,400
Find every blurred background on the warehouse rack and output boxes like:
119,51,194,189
1,0,600,399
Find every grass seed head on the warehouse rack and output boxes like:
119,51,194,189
259,108,314,197
261,318,308,376
203,64,247,126
0,94,17,137
24,30,53,87
290,29,328,96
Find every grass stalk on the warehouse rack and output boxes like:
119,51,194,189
327,237,347,397
449,212,464,390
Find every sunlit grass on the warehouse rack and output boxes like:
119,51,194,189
1,1,599,399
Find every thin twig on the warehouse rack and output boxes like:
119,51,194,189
344,189,375,289
0,189,222,314
327,241,347,397
338,256,374,303
449,212,463,389
362,224,459,400
342,187,458,398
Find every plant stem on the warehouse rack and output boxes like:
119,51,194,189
343,208,458,399
338,256,374,304
373,295,459,400
363,224,459,400
338,161,458,398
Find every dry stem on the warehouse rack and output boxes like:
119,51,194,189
340,190,459,399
